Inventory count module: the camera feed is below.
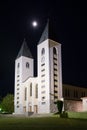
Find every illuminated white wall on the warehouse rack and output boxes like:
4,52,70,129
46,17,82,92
37,39,50,113
37,39,62,113
49,40,63,112
22,77,38,114
14,39,62,114
14,56,34,114
82,98,87,111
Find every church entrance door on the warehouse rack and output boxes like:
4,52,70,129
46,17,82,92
34,105,38,113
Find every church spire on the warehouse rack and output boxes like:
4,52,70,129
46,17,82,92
16,39,33,59
38,19,56,44
38,20,49,44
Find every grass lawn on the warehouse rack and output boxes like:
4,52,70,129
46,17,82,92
68,111,87,119
0,116,87,130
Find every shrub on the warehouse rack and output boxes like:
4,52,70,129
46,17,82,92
56,100,63,114
0,94,14,113
60,111,68,118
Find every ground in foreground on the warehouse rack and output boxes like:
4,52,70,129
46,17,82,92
0,116,87,130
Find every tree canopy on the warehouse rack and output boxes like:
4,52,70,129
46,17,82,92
0,94,14,113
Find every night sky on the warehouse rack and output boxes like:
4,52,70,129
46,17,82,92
0,0,87,97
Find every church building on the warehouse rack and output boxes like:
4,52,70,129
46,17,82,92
14,22,87,115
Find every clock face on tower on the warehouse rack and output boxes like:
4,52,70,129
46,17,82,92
41,56,45,63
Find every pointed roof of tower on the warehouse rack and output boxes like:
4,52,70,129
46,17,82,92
38,21,49,44
38,20,56,44
16,39,33,59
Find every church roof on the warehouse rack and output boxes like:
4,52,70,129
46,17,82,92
38,20,56,44
16,39,33,59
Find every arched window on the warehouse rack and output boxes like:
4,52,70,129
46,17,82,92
30,83,32,96
53,47,57,55
41,48,45,55
24,87,27,101
17,63,20,68
35,84,38,98
26,62,29,68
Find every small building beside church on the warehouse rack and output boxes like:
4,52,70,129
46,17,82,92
14,22,87,115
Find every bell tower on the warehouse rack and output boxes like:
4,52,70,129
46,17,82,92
37,22,62,113
14,39,34,114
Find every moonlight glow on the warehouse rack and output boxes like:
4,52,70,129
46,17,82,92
32,21,38,27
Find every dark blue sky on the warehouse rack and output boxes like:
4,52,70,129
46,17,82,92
0,0,87,97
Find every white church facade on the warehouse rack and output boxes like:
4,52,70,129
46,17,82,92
14,22,87,115
14,22,63,115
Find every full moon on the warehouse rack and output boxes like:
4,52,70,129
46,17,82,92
32,21,38,27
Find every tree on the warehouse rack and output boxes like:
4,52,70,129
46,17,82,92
0,96,2,103
56,100,63,114
50,93,63,114
0,94,14,113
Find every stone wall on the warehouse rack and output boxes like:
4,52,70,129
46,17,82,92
64,100,82,112
50,100,58,113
